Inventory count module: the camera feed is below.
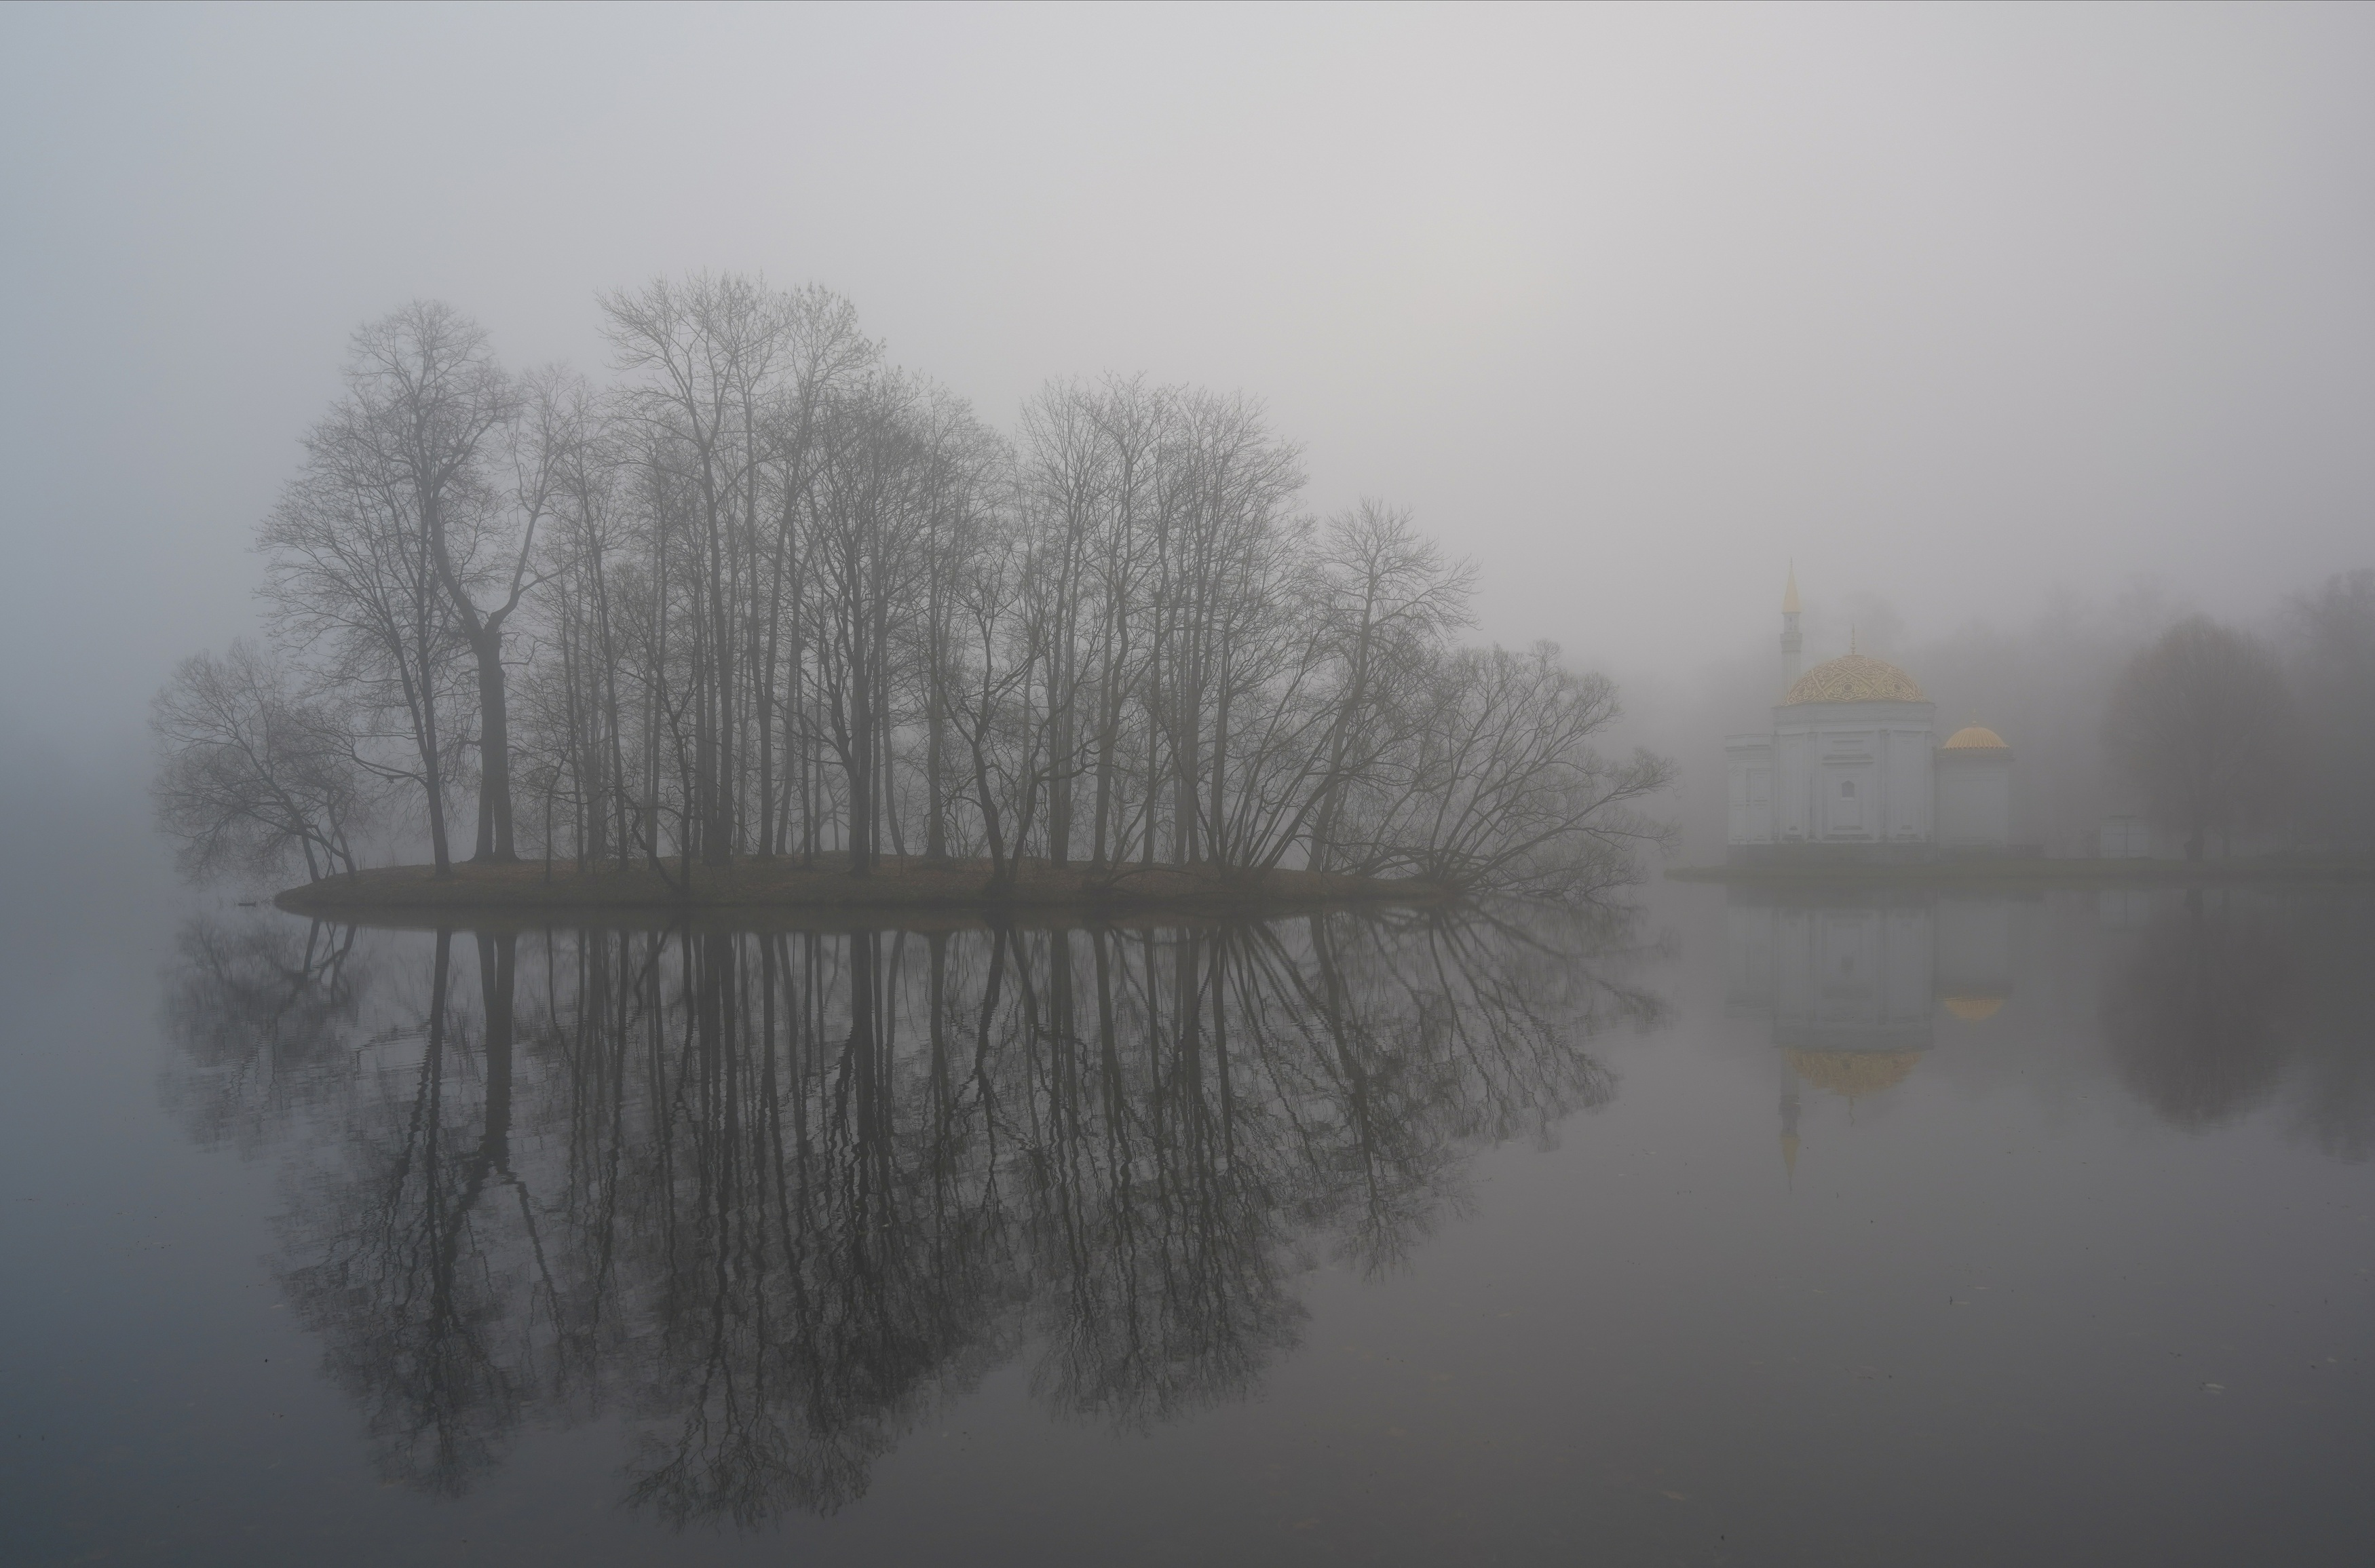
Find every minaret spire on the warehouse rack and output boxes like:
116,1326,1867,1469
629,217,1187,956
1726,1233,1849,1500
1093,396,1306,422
1780,561,1804,697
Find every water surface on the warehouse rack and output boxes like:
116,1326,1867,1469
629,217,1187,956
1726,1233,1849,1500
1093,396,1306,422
4,882,2369,1565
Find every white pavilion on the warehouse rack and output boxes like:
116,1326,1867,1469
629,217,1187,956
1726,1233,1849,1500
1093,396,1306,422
1725,569,2013,863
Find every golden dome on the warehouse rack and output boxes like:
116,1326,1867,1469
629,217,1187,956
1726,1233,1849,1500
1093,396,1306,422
1941,994,2004,1022
1786,1048,1920,1099
1942,725,2008,750
1783,652,1924,705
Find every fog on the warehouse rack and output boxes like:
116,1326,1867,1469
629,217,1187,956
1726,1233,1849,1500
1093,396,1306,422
5,3,2372,864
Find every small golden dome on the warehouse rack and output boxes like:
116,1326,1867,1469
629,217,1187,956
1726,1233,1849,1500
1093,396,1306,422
1941,994,2004,1022
1942,725,2009,750
1783,652,1924,705
1786,1048,1920,1099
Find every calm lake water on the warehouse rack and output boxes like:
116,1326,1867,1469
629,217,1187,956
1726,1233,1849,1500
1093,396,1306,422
4,879,2370,1566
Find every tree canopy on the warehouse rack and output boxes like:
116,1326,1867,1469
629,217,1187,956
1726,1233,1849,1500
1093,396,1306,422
157,278,1671,899
2102,614,2296,859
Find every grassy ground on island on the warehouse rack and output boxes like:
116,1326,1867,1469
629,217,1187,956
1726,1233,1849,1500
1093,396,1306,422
276,855,1462,929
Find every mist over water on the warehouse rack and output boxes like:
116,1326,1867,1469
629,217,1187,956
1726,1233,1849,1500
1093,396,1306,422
5,6,2373,1564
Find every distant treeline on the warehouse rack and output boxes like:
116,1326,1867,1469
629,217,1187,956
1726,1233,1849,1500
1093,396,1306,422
1961,573,2375,858
154,281,1668,898
1684,570,2375,862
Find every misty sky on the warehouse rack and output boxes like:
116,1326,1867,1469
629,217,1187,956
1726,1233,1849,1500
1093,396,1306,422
4,2,2370,764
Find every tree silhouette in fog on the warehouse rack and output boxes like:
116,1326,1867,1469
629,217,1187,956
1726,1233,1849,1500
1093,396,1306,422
159,280,1671,900
151,643,370,883
2284,569,2375,850
2102,615,2295,859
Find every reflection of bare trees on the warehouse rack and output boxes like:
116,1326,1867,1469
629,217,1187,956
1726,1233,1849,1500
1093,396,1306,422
162,906,1655,1524
2281,906,2375,1162
160,915,362,1155
2100,892,2375,1154
284,930,533,1495
2103,893,2292,1129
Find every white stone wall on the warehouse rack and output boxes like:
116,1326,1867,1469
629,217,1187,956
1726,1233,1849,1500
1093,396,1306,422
1768,700,1937,845
1774,725,1817,841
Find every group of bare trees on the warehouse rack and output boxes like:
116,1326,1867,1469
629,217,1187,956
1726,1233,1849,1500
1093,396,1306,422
2102,615,2297,860
153,279,1669,898
151,642,369,882
2281,569,2375,848
2102,571,2375,859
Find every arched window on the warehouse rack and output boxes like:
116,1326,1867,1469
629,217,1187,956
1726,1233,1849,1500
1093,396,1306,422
1840,779,1856,798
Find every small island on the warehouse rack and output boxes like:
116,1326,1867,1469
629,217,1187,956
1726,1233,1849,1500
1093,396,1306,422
275,857,1463,923
155,293,1673,931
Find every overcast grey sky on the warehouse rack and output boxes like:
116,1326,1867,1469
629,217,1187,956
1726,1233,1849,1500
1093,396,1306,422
3,1,2370,762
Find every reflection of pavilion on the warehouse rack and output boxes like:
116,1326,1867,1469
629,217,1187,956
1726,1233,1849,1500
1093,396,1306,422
1726,890,2015,1175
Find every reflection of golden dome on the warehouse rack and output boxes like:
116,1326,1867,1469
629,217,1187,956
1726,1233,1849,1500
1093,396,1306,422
1783,653,1924,705
1786,1048,1920,1099
1941,994,2004,1022
1943,725,2008,750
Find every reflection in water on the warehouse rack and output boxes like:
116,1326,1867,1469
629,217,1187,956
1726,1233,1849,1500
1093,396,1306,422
2101,890,2297,1135
1724,885,2375,1168
162,907,1660,1523
162,915,364,1157
2279,906,2375,1162
2100,890,2375,1158
1726,891,2015,1172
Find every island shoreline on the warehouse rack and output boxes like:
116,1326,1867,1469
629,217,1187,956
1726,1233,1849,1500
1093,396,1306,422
274,856,1466,928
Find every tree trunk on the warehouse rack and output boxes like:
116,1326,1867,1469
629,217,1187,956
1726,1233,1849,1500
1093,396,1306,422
926,662,949,862
470,624,518,861
415,657,454,877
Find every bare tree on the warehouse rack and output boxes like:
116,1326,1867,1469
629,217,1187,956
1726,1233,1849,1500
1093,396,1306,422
345,303,531,862
1331,642,1672,900
152,642,368,883
2285,569,2375,849
213,283,1677,902
1296,500,1475,871
2104,615,2297,859
260,424,472,874
601,274,791,864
